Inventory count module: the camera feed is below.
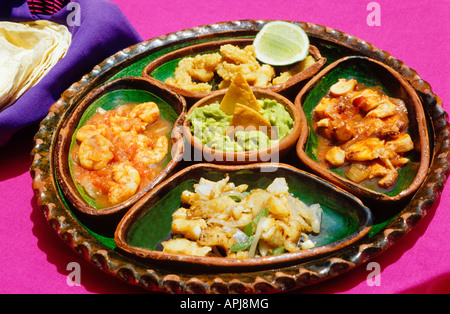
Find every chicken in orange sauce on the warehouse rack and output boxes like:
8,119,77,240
312,78,413,189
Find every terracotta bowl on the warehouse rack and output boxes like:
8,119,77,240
183,88,302,164
54,77,186,217
142,38,326,99
295,56,430,204
114,163,373,272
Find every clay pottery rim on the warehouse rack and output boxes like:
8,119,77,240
54,76,187,217
295,55,430,204
114,162,373,271
183,88,302,164
142,37,326,99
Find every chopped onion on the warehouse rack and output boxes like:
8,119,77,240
248,217,267,258
96,108,106,114
266,177,289,195
232,229,249,244
221,190,246,200
309,203,322,233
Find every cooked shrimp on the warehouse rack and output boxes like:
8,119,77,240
134,134,169,165
78,135,114,170
76,125,100,142
108,162,141,204
109,114,147,133
130,102,160,124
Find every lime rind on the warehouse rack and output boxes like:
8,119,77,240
254,21,310,66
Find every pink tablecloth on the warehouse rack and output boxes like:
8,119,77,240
1,0,449,294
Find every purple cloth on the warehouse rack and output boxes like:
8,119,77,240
0,0,142,146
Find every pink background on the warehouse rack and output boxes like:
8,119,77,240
1,0,449,294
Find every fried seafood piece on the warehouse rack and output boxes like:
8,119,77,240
217,44,276,87
163,176,322,258
165,53,222,93
162,238,212,256
216,44,261,82
198,225,236,253
220,44,256,64
272,56,316,85
254,64,276,86
166,44,316,92
215,60,259,85
188,53,222,82
171,207,207,240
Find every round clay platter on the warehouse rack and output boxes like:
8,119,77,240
31,20,449,294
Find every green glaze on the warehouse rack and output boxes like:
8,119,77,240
125,166,371,251
68,89,178,209
301,57,422,197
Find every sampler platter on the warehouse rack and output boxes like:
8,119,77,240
31,20,449,293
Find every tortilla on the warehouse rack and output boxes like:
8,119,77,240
219,72,262,115
226,103,275,139
0,20,72,112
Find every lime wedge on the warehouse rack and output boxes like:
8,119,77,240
253,21,310,66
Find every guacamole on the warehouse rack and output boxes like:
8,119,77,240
187,98,294,152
